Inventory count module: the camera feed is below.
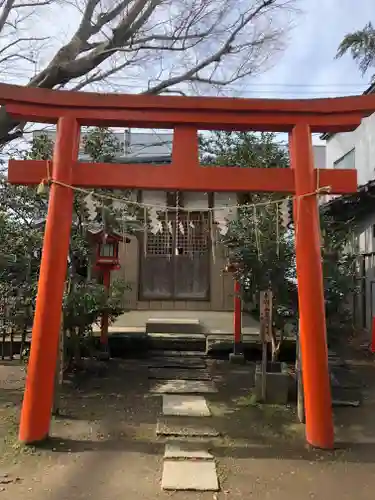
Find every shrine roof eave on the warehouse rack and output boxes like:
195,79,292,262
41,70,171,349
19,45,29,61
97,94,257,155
1,83,375,133
87,227,131,243
321,179,375,223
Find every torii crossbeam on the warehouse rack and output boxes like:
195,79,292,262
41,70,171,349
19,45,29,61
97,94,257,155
2,83,372,450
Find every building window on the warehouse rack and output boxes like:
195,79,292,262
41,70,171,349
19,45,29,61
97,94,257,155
333,148,355,170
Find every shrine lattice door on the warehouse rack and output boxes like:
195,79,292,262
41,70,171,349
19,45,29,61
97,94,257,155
140,211,210,300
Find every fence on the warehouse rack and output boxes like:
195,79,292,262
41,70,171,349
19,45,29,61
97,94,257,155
0,297,31,361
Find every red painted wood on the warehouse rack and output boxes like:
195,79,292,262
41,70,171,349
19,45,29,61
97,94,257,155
291,123,334,449
234,280,242,344
8,159,357,195
100,269,111,346
1,82,375,114
18,117,80,444
4,102,364,132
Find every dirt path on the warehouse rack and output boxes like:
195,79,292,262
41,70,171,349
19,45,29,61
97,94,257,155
0,355,375,499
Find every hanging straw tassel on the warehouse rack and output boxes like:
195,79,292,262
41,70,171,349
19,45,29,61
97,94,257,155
253,205,262,261
187,210,192,259
276,201,280,258
210,211,216,264
37,181,48,195
122,212,127,284
143,207,147,257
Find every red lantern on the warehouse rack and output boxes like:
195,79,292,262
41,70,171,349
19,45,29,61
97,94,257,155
89,229,124,272
87,228,130,350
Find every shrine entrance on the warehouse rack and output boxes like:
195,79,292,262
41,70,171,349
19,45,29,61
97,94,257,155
3,82,374,450
140,210,210,300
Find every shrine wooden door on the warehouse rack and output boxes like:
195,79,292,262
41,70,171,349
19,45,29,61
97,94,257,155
140,212,210,300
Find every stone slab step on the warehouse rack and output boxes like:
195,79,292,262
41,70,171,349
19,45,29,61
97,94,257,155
151,379,217,394
162,395,211,417
148,336,206,353
156,418,220,438
148,360,206,370
149,350,205,358
148,369,211,381
161,460,219,491
147,332,206,342
164,442,214,460
146,318,201,335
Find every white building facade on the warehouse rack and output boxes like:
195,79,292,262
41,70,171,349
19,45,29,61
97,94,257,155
324,91,375,333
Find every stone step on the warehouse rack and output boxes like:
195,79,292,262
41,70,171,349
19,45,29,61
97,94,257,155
161,459,219,491
148,368,211,381
162,395,211,417
156,417,220,438
148,358,206,369
164,442,214,460
148,350,205,358
150,379,217,394
146,318,201,335
147,333,206,353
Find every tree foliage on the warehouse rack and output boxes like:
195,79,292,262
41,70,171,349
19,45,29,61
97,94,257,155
336,21,375,80
0,0,297,146
320,215,358,337
0,127,130,354
200,131,358,343
200,131,296,328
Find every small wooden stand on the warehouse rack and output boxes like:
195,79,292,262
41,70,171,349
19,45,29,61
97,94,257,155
259,290,273,402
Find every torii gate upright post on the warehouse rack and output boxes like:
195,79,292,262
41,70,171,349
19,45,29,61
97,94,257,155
290,123,334,448
18,117,80,443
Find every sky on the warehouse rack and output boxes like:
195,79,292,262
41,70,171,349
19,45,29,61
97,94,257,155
249,0,374,99
7,0,373,99
2,0,375,149
233,0,375,145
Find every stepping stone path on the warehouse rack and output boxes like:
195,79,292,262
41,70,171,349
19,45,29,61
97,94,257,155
148,352,220,492
162,395,211,417
151,379,217,394
156,417,219,437
148,368,211,380
148,359,206,369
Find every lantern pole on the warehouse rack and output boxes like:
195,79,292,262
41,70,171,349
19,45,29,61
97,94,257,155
100,268,111,348
229,278,245,364
233,280,242,349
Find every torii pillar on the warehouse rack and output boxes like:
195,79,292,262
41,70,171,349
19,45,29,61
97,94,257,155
290,124,334,449
18,117,80,443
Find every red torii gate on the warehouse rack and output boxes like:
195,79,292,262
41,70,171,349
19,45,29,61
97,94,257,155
2,83,373,450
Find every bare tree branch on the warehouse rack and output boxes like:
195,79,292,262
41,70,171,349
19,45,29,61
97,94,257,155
0,0,15,32
0,0,297,146
13,1,52,7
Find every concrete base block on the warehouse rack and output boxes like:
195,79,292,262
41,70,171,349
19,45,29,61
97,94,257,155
229,352,245,364
255,361,289,404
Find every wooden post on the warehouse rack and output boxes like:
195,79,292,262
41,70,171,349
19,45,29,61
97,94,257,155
19,117,80,444
260,290,273,402
233,280,242,352
290,124,334,449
